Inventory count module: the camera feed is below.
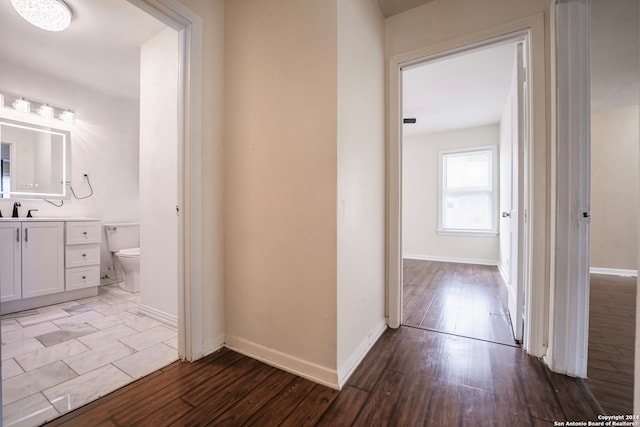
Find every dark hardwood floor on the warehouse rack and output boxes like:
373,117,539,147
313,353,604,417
403,259,515,346
587,273,636,415
43,260,607,426
45,327,600,426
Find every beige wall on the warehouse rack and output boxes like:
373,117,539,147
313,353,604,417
224,0,340,384
176,0,226,355
336,0,386,383
590,105,639,271
402,125,501,265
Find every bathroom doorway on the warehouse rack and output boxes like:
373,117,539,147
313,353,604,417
0,0,205,423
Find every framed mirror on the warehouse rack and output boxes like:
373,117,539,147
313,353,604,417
0,118,71,199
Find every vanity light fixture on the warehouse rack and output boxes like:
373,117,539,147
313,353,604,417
10,0,72,32
12,97,31,113
0,93,76,123
38,103,55,119
59,109,75,124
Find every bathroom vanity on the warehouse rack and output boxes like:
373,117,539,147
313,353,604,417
0,218,101,314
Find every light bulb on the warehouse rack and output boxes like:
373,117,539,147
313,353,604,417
38,104,55,119
13,98,30,113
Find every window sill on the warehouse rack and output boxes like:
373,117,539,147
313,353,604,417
437,229,498,237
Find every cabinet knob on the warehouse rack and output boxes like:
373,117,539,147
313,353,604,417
82,275,87,280
82,254,87,257
82,232,88,236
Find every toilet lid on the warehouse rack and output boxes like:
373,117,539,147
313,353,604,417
118,248,140,257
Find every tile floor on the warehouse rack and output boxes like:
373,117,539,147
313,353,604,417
1,285,178,427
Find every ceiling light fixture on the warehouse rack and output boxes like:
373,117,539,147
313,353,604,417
10,0,72,32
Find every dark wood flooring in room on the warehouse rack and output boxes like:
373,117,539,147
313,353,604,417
403,259,515,345
587,273,636,415
45,327,600,427
45,259,603,426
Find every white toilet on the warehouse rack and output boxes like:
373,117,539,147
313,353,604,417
104,223,140,292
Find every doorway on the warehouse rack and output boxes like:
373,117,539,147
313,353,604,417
399,37,529,346
0,0,203,424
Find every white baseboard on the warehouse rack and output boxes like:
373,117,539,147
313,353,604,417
403,253,498,266
337,320,387,388
589,267,638,277
225,335,340,390
200,335,226,359
138,304,178,328
497,263,509,285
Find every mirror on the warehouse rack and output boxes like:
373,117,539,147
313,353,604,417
0,118,70,199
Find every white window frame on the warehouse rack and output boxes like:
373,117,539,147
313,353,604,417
438,145,498,235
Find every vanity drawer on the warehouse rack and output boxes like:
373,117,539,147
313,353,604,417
66,265,100,290
66,244,100,268
67,222,101,245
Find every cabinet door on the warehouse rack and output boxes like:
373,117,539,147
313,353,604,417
0,223,22,302
21,222,65,298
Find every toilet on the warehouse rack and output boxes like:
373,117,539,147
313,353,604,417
104,223,140,292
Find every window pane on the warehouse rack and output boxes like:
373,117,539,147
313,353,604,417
443,192,492,230
445,152,491,189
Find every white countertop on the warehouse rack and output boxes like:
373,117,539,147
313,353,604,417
0,217,100,222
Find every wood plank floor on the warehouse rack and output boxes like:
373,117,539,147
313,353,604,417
42,260,607,426
403,259,515,346
587,273,636,415
44,327,601,426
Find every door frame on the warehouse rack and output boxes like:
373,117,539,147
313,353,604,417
387,14,546,357
128,0,203,361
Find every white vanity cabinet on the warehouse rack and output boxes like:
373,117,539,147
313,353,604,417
21,222,65,298
65,222,101,290
0,221,64,302
0,223,22,302
0,218,101,314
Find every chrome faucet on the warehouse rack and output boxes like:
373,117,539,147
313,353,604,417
12,202,20,218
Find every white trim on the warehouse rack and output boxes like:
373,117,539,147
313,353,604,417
387,16,544,355
403,254,498,266
589,268,638,277
139,303,178,328
548,0,591,378
224,336,341,390
337,320,387,388
129,0,204,362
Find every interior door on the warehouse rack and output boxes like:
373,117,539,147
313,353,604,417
501,42,527,343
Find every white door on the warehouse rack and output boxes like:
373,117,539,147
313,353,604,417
500,42,527,343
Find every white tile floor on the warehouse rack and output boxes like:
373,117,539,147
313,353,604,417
1,285,178,427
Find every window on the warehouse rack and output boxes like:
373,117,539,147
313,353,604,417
439,147,497,234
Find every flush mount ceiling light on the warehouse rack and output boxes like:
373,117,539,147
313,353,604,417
10,0,72,32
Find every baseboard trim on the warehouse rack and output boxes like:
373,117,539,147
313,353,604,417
589,267,638,277
225,335,340,390
337,320,387,388
403,254,498,266
200,335,226,359
497,263,509,285
138,304,178,328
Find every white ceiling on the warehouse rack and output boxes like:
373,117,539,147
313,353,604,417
0,0,166,100
402,43,517,137
376,0,434,18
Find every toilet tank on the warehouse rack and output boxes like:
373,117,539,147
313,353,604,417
104,223,140,252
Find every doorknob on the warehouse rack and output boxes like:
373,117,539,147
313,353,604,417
502,212,511,218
